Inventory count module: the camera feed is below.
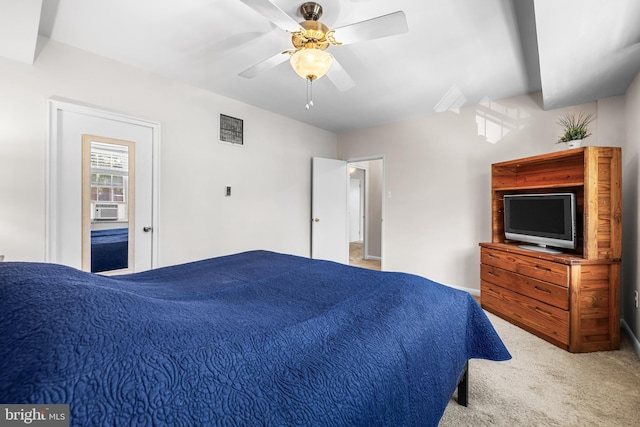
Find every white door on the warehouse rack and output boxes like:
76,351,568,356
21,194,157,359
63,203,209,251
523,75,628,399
311,157,348,263
47,100,159,272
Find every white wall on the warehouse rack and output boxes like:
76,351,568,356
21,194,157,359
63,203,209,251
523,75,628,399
0,37,337,266
364,159,383,259
337,92,618,294
622,71,640,348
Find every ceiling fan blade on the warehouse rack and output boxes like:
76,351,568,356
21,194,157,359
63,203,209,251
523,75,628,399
239,52,289,78
326,58,355,92
332,11,408,46
238,0,304,33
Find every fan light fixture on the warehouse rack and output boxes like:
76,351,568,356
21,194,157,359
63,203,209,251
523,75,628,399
290,48,332,81
289,48,332,110
238,1,409,110
286,2,339,109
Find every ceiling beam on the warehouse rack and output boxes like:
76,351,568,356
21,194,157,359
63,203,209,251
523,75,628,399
0,0,43,64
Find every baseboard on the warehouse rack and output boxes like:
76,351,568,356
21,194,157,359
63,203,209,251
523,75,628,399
447,284,480,297
621,319,640,359
364,255,381,261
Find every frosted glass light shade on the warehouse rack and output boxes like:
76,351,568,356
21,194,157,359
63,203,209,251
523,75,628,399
290,48,332,81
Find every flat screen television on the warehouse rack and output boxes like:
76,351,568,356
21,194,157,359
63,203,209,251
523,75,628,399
503,193,577,254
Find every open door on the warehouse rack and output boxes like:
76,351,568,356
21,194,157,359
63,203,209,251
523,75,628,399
311,157,348,263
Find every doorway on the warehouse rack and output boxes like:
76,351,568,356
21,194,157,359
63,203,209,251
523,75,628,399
310,156,384,269
347,158,383,271
47,99,159,272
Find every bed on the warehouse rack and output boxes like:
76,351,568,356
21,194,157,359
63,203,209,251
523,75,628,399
90,228,128,272
0,250,510,426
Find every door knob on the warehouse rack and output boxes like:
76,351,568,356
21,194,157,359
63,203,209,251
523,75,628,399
143,226,153,232
314,218,320,222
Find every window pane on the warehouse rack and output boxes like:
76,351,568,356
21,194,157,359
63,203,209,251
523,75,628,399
98,174,111,185
91,187,98,201
113,187,124,202
97,187,112,201
112,175,123,186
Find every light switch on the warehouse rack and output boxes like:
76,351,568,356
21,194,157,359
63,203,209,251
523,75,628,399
225,186,231,196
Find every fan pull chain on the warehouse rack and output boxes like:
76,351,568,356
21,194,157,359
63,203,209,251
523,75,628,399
305,77,315,110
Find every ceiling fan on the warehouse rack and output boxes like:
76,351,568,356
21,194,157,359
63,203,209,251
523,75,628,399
238,0,409,108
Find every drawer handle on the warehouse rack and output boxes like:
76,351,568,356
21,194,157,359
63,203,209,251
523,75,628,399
534,265,552,272
534,286,551,294
535,306,553,317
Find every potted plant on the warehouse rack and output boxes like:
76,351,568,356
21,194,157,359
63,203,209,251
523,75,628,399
556,112,594,148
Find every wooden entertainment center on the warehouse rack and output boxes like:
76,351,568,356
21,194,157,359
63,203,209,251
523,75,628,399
480,146,622,353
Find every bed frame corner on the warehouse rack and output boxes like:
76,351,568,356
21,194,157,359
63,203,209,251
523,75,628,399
457,361,469,407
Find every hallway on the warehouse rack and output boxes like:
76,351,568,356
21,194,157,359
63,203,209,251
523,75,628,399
349,241,381,271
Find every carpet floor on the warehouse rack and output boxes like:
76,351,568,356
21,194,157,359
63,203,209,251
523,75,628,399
440,312,640,426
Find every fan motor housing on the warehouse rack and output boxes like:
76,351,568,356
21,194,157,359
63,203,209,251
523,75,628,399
300,2,323,21
292,20,330,50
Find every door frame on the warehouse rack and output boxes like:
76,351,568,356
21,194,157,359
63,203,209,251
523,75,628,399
348,165,366,244
346,155,385,271
46,98,161,268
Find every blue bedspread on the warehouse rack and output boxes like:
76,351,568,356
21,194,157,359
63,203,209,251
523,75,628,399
91,228,128,273
0,250,510,426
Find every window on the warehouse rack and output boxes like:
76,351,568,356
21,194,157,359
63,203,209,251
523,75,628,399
90,144,128,203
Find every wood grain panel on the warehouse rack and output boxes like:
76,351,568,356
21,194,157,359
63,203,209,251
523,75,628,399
515,155,584,189
492,165,517,189
481,264,568,309
481,248,568,287
481,281,569,347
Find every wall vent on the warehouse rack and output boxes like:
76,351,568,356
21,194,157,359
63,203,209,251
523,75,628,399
220,114,243,146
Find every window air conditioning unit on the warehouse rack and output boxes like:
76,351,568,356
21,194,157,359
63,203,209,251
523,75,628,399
94,203,118,220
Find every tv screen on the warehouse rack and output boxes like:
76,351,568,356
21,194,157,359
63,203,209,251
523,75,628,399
503,193,576,253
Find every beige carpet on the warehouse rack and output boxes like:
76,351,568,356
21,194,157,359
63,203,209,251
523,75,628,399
440,313,640,426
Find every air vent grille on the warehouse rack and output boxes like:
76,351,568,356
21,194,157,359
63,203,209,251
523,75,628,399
220,114,243,146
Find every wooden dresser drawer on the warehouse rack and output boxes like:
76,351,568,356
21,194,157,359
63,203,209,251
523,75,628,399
481,280,569,347
481,248,569,287
481,264,569,310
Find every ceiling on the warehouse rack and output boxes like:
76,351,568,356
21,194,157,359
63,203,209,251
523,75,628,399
4,0,640,133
